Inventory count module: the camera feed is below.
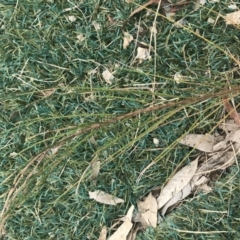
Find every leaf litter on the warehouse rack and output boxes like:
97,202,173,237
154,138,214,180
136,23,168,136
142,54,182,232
95,98,240,239
89,190,124,205
89,4,240,239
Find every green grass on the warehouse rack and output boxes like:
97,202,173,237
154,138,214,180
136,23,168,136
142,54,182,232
1,0,240,239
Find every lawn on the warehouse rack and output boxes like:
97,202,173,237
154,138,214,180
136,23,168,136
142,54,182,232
0,0,240,239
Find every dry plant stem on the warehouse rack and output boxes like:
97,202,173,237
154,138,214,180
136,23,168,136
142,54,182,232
1,86,240,235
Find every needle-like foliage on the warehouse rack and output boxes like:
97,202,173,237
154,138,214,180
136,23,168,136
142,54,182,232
0,0,240,239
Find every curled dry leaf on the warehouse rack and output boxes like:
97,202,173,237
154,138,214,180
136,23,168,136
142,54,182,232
179,134,216,152
192,150,236,185
49,145,62,155
102,69,114,84
123,32,133,49
137,192,157,228
174,72,184,84
98,226,107,240
157,157,198,209
197,184,212,193
89,190,124,205
108,205,134,240
135,47,150,61
92,21,101,30
77,34,85,42
68,16,76,22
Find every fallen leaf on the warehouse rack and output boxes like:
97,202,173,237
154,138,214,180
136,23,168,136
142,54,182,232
193,150,235,182
89,190,124,205
49,145,62,155
68,16,76,22
108,205,134,240
77,34,85,42
92,21,101,30
123,32,133,49
165,11,175,21
222,98,240,126
91,160,101,180
194,176,209,187
179,134,216,152
127,224,140,240
102,69,114,84
150,25,157,34
98,226,107,240
229,129,240,144
194,0,206,10
161,182,192,216
137,192,157,227
207,17,215,24
35,88,56,97
174,72,184,84
219,119,239,132
157,157,198,209
153,138,159,147
135,47,150,61
197,183,212,193
9,152,18,157
225,10,240,25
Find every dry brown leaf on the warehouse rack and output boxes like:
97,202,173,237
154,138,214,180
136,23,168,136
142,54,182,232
161,182,192,216
225,10,240,25
193,150,236,182
123,32,133,49
137,192,157,228
102,69,114,84
49,145,62,155
229,129,240,144
207,17,215,24
197,183,212,193
68,16,76,22
89,190,124,205
108,205,134,240
174,72,184,84
157,157,198,209
135,47,150,61
98,226,107,240
165,11,175,21
219,119,239,132
77,34,85,42
223,98,240,126
92,21,101,30
36,88,56,97
179,134,216,152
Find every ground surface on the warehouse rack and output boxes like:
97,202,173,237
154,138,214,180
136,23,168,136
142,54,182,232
0,0,240,239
